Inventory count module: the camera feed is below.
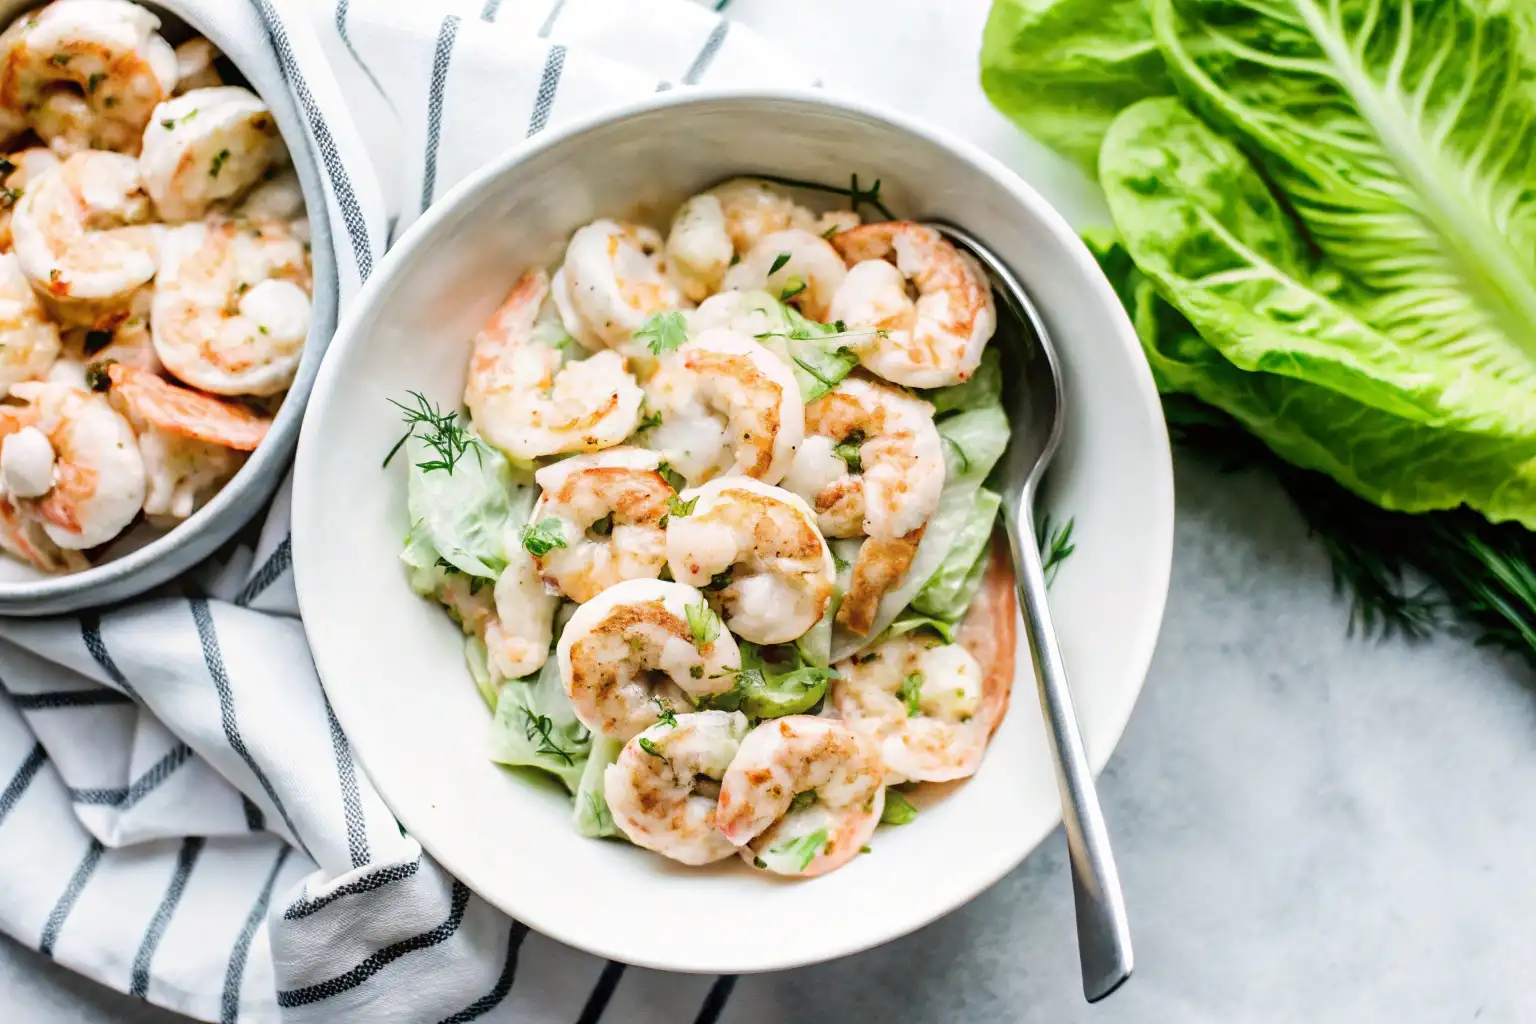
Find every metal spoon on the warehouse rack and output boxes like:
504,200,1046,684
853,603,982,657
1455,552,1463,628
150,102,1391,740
925,220,1134,1003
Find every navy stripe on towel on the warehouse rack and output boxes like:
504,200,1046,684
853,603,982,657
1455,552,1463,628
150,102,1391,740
39,840,103,956
277,881,472,1006
189,599,306,853
682,21,729,84
575,961,627,1024
12,689,134,710
693,976,737,1024
130,837,204,998
221,846,292,1024
283,856,422,921
68,743,192,809
0,743,45,826
420,14,461,211
80,616,136,698
527,45,566,137
435,923,529,1023
235,534,291,607
324,696,369,868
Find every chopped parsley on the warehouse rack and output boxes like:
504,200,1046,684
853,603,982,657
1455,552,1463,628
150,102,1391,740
779,277,807,302
637,737,665,759
833,553,850,573
520,517,568,557
685,600,721,646
84,360,113,392
0,158,13,176
636,406,663,431
833,429,865,473
770,828,829,872
704,568,733,591
657,461,687,491
768,251,792,276
788,790,817,814
383,391,482,473
589,513,614,537
209,147,230,179
898,672,923,717
86,72,104,94
881,790,918,825
652,698,678,728
633,310,688,355
663,493,697,523
48,53,70,67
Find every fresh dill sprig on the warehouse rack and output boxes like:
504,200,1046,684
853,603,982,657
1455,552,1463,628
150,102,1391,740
1036,514,1076,587
520,709,575,765
747,172,896,221
384,391,482,473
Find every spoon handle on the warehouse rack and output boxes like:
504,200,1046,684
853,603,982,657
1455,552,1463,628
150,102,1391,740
1005,511,1133,1003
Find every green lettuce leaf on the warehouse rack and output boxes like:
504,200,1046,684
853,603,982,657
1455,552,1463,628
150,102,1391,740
404,431,532,580
911,488,1002,621
1098,98,1536,524
699,641,833,719
980,0,1174,172
923,349,1001,417
488,657,591,793
697,289,860,400
573,736,623,839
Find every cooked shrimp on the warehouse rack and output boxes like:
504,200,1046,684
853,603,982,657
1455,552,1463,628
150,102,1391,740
11,150,159,328
139,86,287,222
237,166,302,221
830,632,988,783
0,381,143,549
552,219,683,353
604,709,749,865
0,0,178,155
530,446,672,602
665,477,835,645
556,578,740,740
464,269,643,460
664,179,858,301
643,327,803,488
173,37,221,93
0,147,58,251
61,290,158,376
0,250,59,395
151,215,311,395
783,377,945,540
839,533,924,636
0,493,86,572
722,228,847,322
484,549,558,680
716,715,885,877
829,222,996,388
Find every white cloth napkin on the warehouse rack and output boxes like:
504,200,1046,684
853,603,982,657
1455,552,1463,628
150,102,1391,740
0,0,818,1020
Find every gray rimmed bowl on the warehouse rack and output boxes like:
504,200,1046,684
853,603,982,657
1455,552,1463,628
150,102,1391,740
0,0,338,615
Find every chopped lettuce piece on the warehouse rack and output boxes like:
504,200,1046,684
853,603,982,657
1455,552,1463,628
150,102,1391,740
924,349,1001,417
464,635,498,711
573,736,623,839
705,289,860,400
404,430,533,580
881,789,918,825
911,488,1001,621
488,657,591,793
885,610,955,645
700,641,834,719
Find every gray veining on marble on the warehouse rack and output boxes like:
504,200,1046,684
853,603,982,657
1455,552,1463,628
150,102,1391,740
7,453,1536,1022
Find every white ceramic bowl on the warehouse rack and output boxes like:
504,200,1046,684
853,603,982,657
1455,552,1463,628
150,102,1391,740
293,89,1173,973
0,0,337,614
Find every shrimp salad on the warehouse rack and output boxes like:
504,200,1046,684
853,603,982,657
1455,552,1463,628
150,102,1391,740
0,1,310,575
395,178,1019,878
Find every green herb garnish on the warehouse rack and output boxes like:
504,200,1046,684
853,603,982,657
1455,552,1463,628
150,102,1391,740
520,517,568,557
652,698,678,728
520,709,576,765
657,461,687,491
209,147,230,179
747,172,895,220
881,789,917,825
833,429,865,473
1037,513,1076,586
685,601,721,646
768,252,792,276
769,828,829,872
637,737,665,759
83,330,112,356
788,790,817,813
589,514,613,537
633,310,688,355
86,72,104,94
779,277,807,302
383,391,482,473
897,672,923,717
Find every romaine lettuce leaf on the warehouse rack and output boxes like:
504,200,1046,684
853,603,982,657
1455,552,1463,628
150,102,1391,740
573,736,623,839
696,289,860,400
699,641,833,719
980,0,1174,173
404,431,533,580
924,350,1001,418
488,656,591,793
911,488,1002,622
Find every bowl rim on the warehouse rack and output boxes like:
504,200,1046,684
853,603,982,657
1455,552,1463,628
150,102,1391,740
293,84,1174,970
0,0,339,607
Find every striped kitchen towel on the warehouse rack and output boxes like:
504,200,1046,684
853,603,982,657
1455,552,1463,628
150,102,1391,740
0,0,812,1020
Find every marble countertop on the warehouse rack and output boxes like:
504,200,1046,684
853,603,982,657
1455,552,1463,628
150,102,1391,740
7,452,1535,1021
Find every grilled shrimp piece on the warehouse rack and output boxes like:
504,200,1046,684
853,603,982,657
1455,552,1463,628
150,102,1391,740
604,709,749,865
152,216,311,396
0,147,58,251
12,150,159,328
465,268,643,460
172,37,222,93
665,178,859,301
556,578,740,741
0,381,143,549
828,222,996,388
782,377,945,633
484,549,558,680
140,86,287,222
830,632,988,783
0,0,178,155
665,477,835,646
716,715,885,877
237,166,302,221
0,493,85,572
101,362,265,520
0,251,59,395
643,327,804,488
530,446,673,602
552,219,683,353
722,228,847,322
